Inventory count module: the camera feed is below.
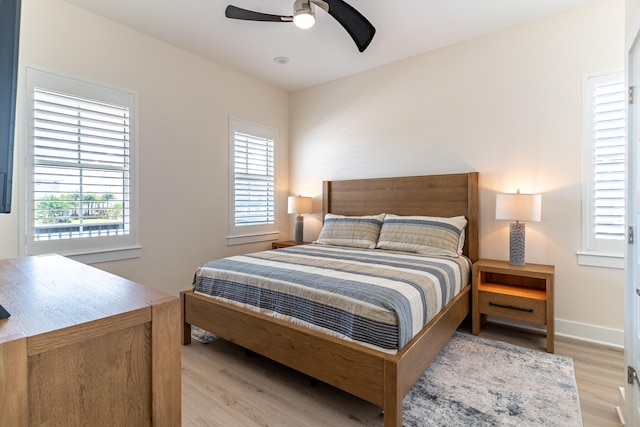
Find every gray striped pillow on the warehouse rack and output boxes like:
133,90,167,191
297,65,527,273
314,213,385,249
376,214,467,257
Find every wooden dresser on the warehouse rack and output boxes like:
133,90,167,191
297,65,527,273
0,255,181,427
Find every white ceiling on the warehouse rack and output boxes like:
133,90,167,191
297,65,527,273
64,0,599,92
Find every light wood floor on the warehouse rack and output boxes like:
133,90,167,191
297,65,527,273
181,320,625,426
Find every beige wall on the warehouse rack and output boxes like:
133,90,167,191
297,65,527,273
628,0,639,32
0,0,290,296
290,0,625,345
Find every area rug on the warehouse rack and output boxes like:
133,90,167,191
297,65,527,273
191,328,582,426
403,332,582,427
191,325,220,344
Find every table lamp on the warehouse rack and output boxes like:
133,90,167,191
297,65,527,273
288,195,312,243
496,190,542,266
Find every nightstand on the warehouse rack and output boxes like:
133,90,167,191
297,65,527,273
271,240,311,249
472,259,555,353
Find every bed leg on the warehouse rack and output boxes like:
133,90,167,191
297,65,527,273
182,322,192,345
180,291,192,345
383,361,402,427
382,401,402,427
382,403,402,427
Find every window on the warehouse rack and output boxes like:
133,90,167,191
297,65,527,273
24,67,139,262
228,117,278,245
580,70,626,268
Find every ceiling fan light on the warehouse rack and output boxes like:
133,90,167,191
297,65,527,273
293,11,315,29
293,1,315,29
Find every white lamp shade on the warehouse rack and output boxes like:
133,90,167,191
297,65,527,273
288,196,312,214
496,193,542,222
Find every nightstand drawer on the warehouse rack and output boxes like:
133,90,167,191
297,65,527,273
478,290,546,325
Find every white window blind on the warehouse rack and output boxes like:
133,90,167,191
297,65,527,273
233,131,274,226
592,79,625,240
32,89,130,241
228,118,278,244
580,70,625,268
24,67,138,262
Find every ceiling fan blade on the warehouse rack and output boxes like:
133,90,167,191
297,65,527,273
225,5,291,23
318,0,375,52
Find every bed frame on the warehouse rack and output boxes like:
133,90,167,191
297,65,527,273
181,172,479,427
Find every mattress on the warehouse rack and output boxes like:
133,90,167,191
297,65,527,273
193,244,471,353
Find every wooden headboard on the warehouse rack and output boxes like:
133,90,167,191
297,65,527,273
322,172,479,262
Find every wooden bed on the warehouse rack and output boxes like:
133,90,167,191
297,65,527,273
181,172,479,427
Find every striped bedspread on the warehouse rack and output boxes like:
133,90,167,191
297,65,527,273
193,244,471,353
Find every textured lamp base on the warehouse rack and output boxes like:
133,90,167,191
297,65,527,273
294,215,304,243
509,222,526,266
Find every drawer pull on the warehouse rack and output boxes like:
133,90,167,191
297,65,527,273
488,302,534,313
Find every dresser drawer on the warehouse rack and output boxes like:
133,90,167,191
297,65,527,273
478,290,546,325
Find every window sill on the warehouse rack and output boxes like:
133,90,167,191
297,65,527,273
577,251,624,269
227,231,280,246
63,246,142,264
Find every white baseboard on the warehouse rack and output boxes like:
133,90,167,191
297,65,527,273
486,316,624,349
555,318,624,348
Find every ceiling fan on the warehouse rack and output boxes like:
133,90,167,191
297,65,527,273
225,0,376,52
